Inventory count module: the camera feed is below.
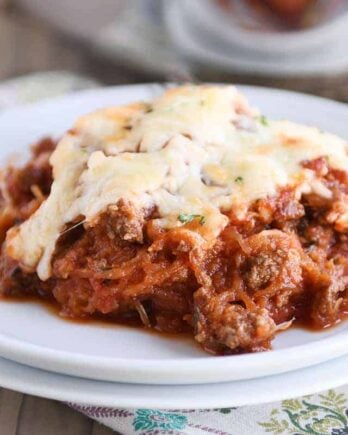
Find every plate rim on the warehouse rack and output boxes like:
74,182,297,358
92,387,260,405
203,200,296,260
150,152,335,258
0,353,348,409
0,321,347,385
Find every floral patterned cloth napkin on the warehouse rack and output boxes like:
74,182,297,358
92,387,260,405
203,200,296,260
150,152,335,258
70,389,348,435
2,71,348,435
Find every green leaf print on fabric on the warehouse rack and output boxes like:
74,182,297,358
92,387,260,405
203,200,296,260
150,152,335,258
132,409,188,432
319,391,347,414
258,390,348,435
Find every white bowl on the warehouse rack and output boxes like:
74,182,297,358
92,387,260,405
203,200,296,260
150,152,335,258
164,0,348,76
180,0,348,57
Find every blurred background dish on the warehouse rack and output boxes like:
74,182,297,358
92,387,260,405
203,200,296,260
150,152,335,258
163,0,348,76
175,0,348,57
13,0,348,79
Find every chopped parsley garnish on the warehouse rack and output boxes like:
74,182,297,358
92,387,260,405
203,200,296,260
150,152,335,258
198,215,206,225
178,214,206,225
234,176,243,184
259,115,269,126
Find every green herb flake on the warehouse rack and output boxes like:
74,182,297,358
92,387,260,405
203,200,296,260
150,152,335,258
198,215,206,225
259,115,269,126
234,176,243,184
178,213,206,226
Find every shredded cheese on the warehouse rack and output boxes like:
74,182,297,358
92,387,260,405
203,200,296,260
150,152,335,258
6,85,348,279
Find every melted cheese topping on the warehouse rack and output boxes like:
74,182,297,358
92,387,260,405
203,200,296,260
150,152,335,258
6,85,348,280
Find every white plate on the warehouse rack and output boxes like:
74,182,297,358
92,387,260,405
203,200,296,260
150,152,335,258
0,84,347,385
1,353,348,409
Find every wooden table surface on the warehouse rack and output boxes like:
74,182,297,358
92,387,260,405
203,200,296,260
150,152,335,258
0,389,116,435
0,3,348,435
